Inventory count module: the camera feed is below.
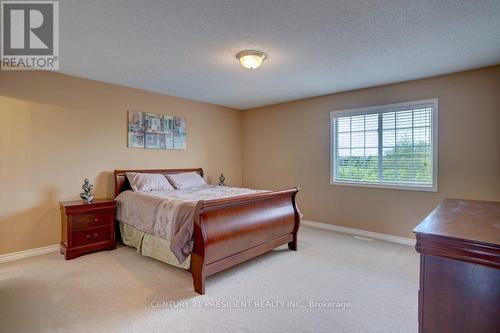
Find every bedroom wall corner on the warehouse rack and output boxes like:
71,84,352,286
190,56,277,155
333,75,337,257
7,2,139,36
0,71,243,255
241,65,500,239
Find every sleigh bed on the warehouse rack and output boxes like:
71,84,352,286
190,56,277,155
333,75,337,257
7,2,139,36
114,168,300,294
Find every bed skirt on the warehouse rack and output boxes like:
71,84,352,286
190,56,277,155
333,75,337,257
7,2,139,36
119,221,191,269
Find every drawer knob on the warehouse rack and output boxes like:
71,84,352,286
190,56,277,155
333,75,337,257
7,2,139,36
86,233,98,240
87,217,98,225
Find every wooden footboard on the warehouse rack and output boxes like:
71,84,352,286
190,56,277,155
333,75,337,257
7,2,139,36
191,188,300,294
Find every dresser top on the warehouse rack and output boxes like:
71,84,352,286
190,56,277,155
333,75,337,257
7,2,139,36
414,198,500,246
60,198,116,208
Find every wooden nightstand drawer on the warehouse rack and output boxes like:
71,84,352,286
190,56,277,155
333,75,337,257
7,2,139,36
72,212,111,230
72,226,112,247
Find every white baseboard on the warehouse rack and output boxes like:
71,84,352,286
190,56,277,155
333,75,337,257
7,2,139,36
0,222,414,263
302,220,416,246
0,244,60,264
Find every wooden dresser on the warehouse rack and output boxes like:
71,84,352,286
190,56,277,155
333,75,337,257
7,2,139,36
60,199,117,260
413,199,500,333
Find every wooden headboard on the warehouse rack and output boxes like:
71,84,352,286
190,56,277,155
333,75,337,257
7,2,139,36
114,168,204,197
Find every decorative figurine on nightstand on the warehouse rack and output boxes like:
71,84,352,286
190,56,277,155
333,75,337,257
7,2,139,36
218,171,226,186
79,178,94,203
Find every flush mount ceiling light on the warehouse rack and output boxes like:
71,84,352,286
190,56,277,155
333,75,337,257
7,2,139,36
236,50,267,70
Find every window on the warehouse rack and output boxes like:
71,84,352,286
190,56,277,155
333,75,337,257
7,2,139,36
330,99,438,191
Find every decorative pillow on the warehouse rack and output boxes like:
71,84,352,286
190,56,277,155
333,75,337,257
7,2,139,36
126,172,175,192
167,172,207,189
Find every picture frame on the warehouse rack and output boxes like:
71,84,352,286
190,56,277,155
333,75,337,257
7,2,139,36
127,110,186,150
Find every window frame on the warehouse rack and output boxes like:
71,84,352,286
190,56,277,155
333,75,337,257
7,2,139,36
330,98,438,192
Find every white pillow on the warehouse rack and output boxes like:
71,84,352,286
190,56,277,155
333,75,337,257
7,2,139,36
126,172,175,192
167,172,207,189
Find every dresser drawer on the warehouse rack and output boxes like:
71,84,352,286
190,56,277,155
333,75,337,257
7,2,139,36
71,212,111,230
71,226,112,247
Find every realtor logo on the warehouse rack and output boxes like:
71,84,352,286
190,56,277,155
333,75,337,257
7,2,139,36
1,0,59,70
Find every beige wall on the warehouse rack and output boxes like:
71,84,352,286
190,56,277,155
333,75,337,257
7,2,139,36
1,66,499,254
242,66,500,238
0,71,242,255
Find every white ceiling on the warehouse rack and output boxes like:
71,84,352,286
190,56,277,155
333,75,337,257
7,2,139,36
59,0,500,109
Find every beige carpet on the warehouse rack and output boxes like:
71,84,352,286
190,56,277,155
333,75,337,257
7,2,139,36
0,226,419,333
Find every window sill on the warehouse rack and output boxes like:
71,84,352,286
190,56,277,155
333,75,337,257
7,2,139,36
330,180,437,192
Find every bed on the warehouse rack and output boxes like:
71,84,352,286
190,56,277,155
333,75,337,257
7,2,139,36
114,168,301,294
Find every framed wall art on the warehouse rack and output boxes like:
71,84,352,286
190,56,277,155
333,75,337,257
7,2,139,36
127,110,186,150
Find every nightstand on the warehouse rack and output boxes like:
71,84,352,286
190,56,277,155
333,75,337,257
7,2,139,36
60,198,117,260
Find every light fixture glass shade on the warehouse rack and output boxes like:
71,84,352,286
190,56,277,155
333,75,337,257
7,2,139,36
236,50,267,70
